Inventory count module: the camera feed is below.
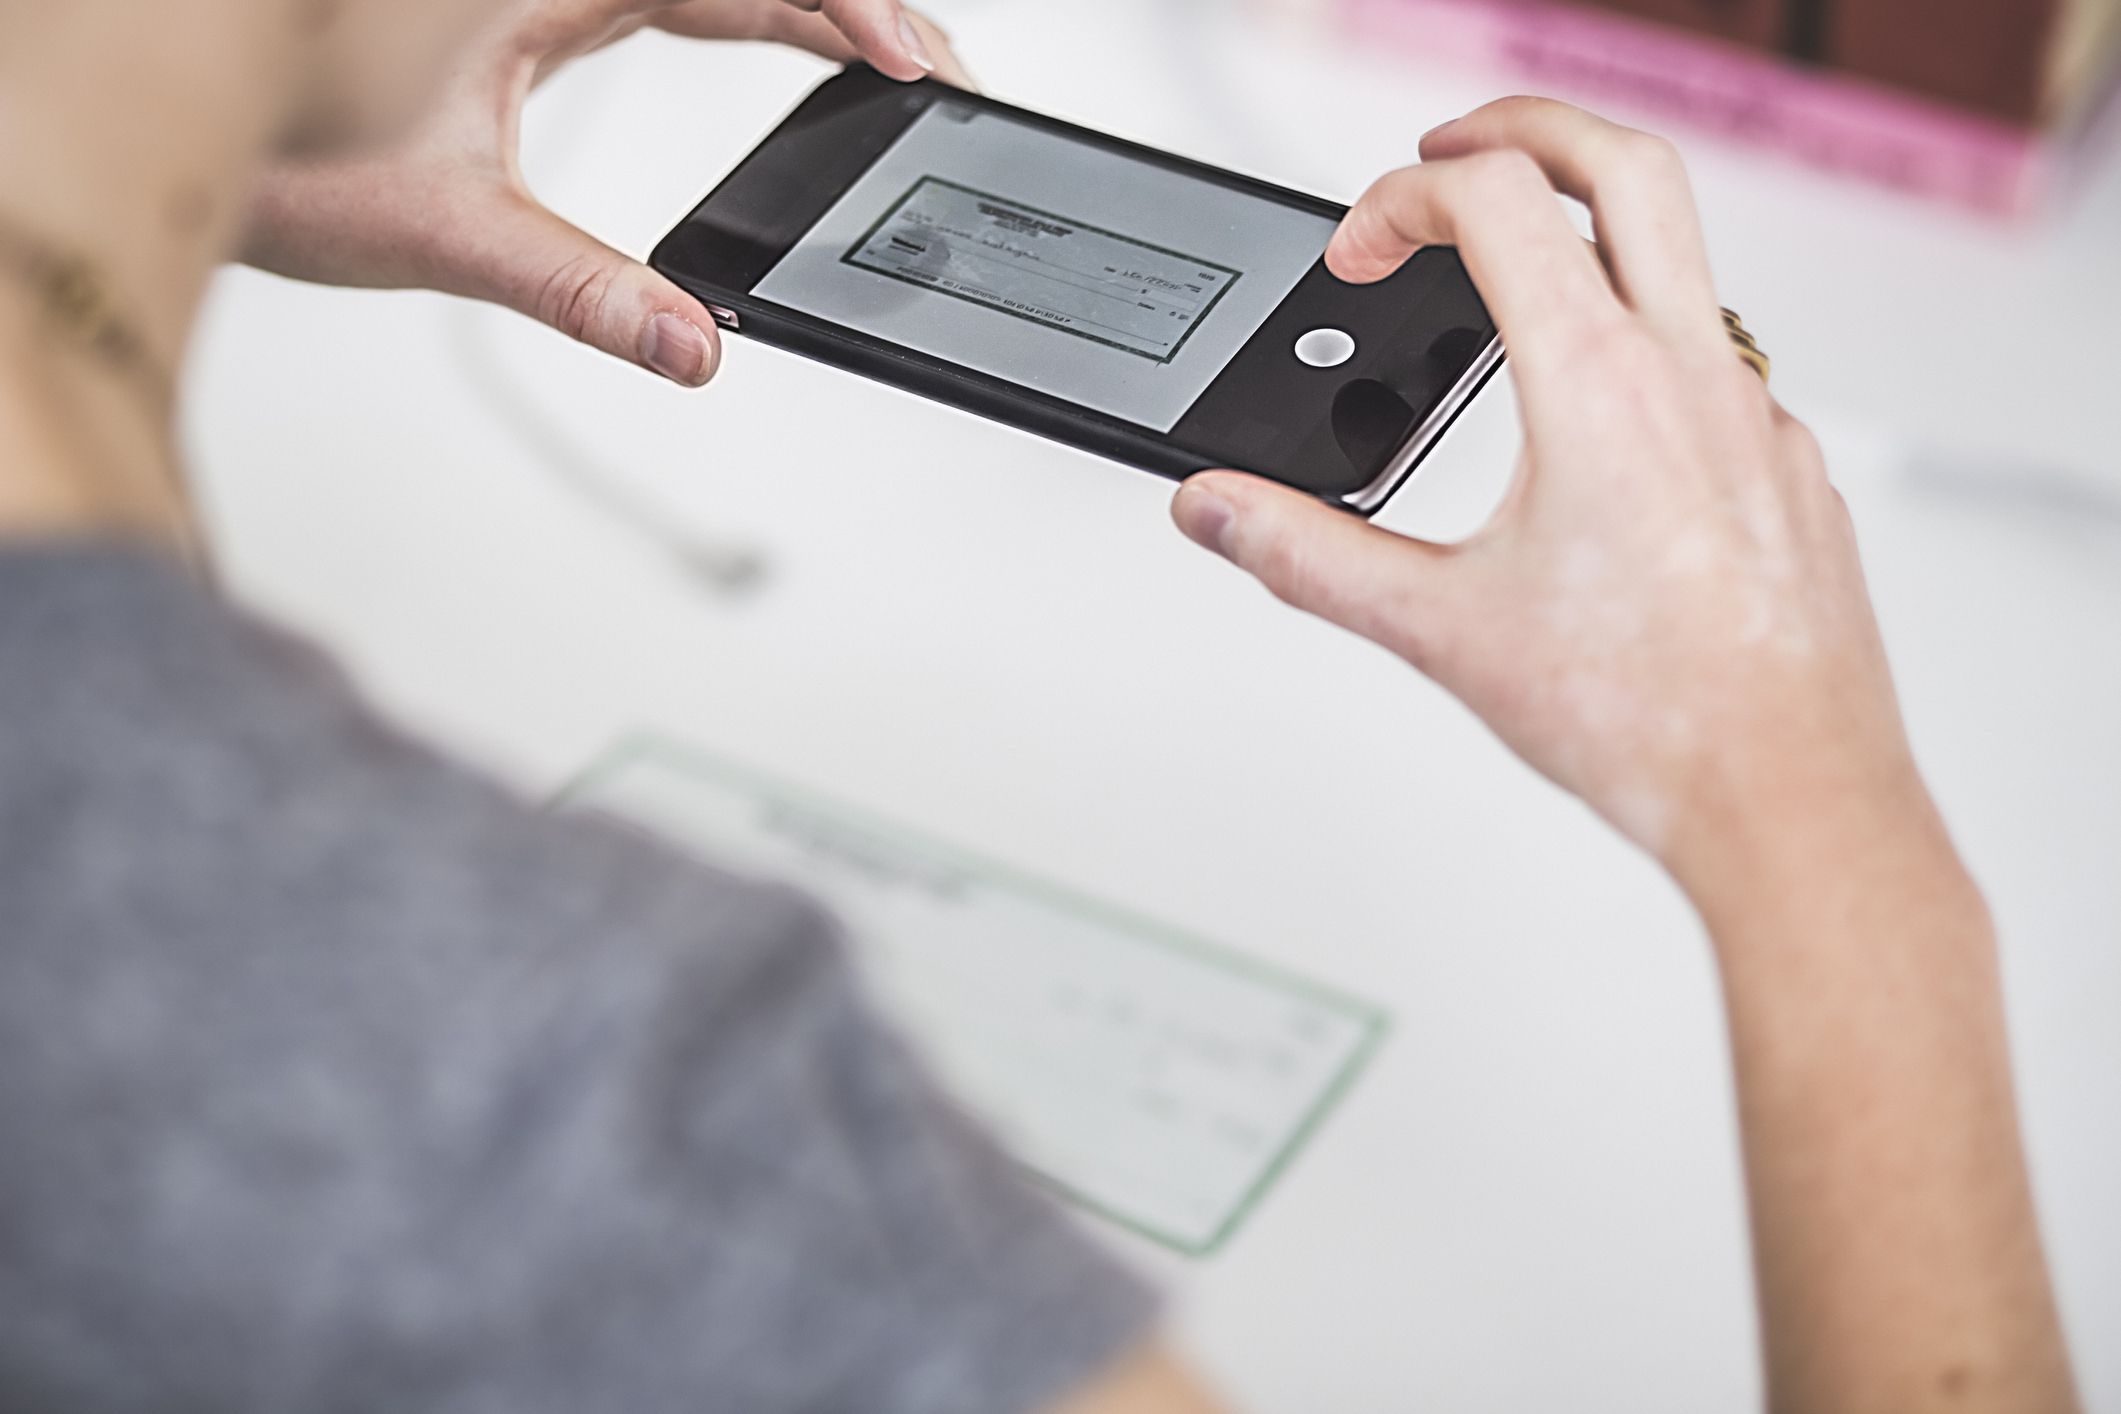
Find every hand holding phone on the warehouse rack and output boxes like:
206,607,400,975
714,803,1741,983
1176,99,1903,883
1208,102,2077,1414
244,2,968,389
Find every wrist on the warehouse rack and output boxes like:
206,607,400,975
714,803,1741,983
1662,743,1976,947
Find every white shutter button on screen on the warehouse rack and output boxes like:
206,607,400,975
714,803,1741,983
1294,327,1357,368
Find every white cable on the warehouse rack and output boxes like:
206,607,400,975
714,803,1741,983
445,303,772,594
442,47,776,598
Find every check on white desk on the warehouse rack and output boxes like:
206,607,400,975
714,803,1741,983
561,737,1388,1254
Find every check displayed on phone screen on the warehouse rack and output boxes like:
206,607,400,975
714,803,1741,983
843,177,1244,364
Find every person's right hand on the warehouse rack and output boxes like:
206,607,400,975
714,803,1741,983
1170,98,1924,890
244,0,971,389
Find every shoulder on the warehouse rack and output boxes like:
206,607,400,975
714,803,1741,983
0,542,1158,1414
0,540,843,1050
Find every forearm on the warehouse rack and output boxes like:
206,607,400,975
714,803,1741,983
1686,783,2077,1413
1167,93,2079,1411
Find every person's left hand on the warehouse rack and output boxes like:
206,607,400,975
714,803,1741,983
242,0,971,386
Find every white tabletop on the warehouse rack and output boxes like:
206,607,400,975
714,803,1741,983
184,1,2121,1407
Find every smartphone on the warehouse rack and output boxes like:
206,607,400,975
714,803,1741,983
650,66,1502,514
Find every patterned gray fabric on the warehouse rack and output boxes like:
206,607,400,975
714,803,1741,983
0,541,1154,1413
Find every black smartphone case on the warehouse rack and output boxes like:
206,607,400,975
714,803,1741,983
650,68,1498,508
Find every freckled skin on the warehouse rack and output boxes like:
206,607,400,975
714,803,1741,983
1385,431,1892,863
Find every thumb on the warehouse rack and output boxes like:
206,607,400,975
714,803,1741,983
472,195,721,386
1172,471,1472,674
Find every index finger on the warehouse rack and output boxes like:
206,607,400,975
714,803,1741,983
1421,97,1720,339
780,0,934,80
1327,151,1624,376
656,1,973,86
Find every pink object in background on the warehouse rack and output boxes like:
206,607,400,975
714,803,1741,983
1339,0,2121,217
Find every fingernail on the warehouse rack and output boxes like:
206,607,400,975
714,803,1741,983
1421,116,1461,145
643,313,712,386
898,16,936,72
1176,486,1237,560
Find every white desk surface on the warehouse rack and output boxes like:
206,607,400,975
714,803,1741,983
185,1,2121,1408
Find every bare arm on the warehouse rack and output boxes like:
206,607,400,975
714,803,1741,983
1164,97,2079,1412
1685,767,2074,1409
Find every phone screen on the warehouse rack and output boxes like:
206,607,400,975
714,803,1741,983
752,96,1337,432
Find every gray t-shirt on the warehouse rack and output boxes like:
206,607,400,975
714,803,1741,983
0,542,1155,1412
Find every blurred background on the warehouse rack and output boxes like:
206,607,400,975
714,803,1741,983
187,0,2120,1409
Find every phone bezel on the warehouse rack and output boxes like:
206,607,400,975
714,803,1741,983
650,66,1501,513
